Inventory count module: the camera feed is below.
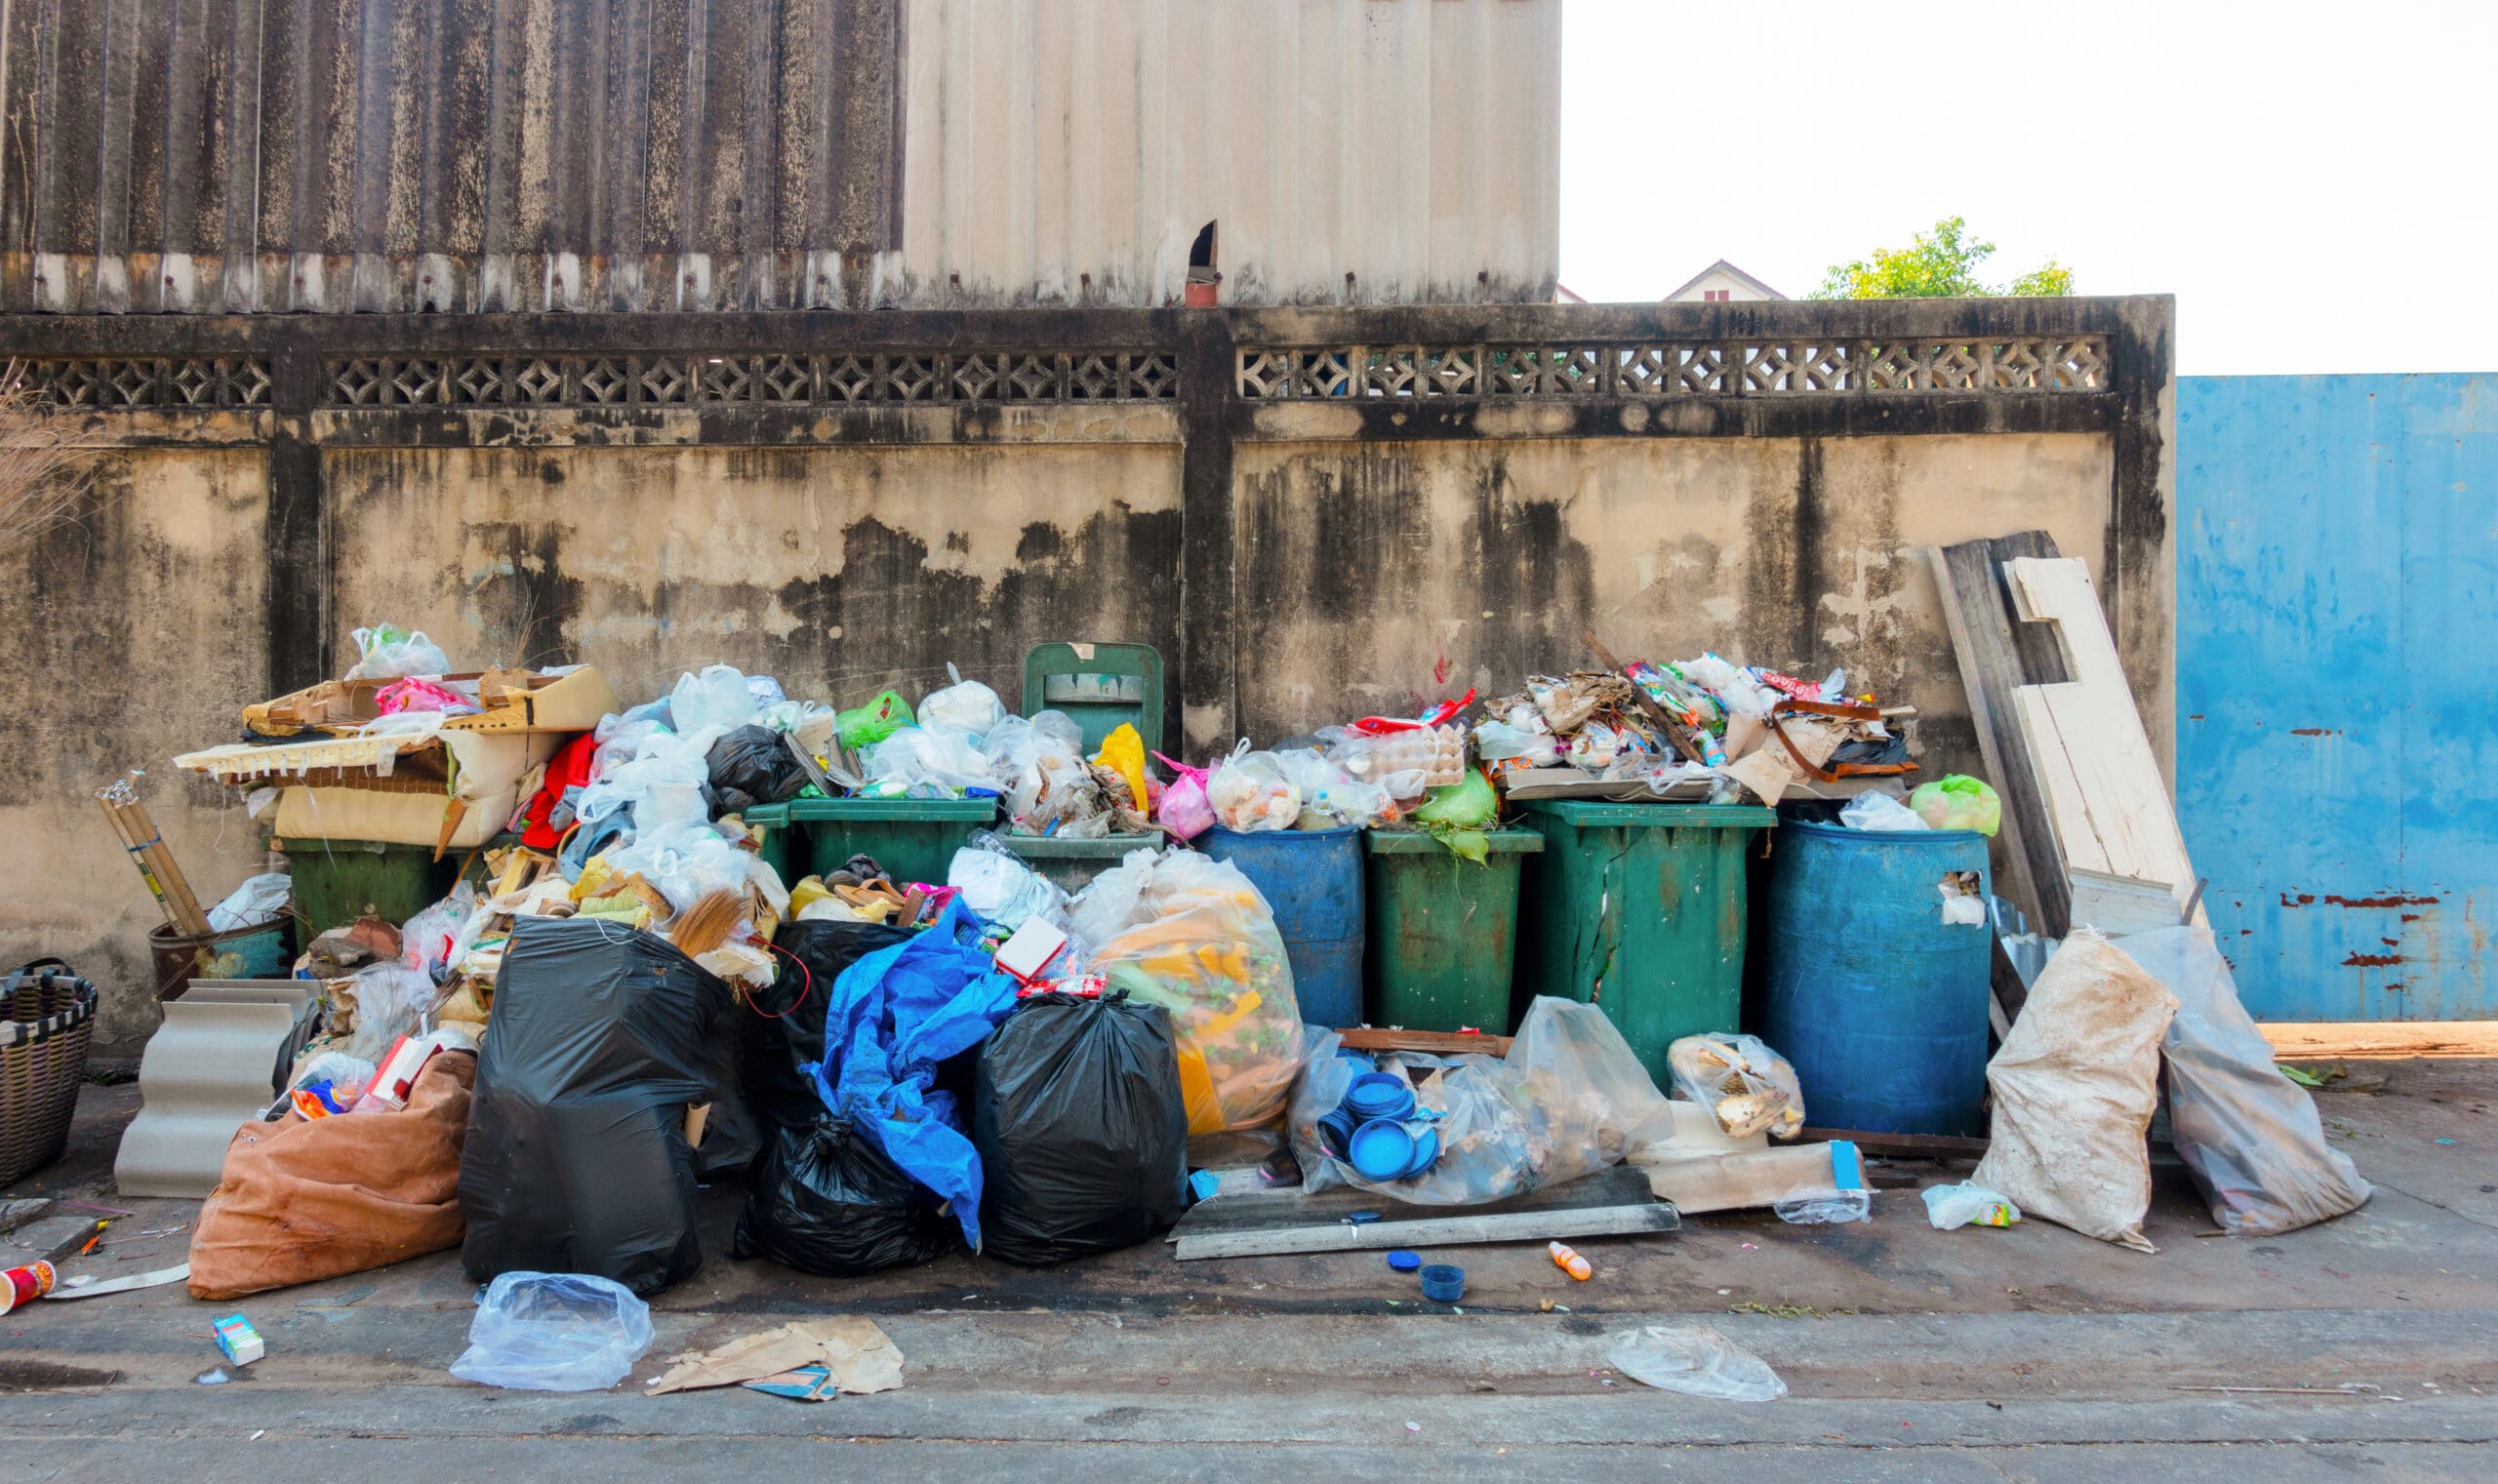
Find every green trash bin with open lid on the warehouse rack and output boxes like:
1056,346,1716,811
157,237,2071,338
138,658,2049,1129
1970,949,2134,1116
1020,642,1164,756
1511,801,1776,1085
746,796,998,889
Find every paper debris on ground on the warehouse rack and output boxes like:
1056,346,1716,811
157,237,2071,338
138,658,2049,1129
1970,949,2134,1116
645,1317,904,1396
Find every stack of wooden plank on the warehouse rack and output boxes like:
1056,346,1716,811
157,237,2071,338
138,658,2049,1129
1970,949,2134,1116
1928,531,2200,970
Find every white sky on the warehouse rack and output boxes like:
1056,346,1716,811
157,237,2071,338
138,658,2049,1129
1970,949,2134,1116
1558,0,2498,376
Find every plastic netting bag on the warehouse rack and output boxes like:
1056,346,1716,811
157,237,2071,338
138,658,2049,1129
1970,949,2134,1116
2124,925,2371,1236
448,1271,654,1392
1206,741,1300,832
1609,1323,1787,1401
1288,996,1674,1205
1910,775,2001,835
1081,849,1303,1134
947,831,1070,935
919,663,1007,738
344,623,451,681
864,726,996,795
668,663,759,735
1668,1033,1805,1141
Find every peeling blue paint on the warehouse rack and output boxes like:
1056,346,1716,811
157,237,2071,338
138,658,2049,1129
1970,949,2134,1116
2178,374,2496,1020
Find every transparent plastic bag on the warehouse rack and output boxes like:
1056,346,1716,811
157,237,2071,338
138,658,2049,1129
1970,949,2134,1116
448,1271,654,1392
336,963,442,1063
1288,997,1673,1205
601,819,765,916
206,872,292,933
1840,792,1928,831
864,725,996,795
1910,775,2001,835
947,831,1069,935
919,663,1007,738
344,623,452,681
1471,720,1558,768
2123,925,2371,1236
1609,1324,1787,1401
1083,850,1303,1133
667,663,759,735
1151,752,1216,841
1206,741,1300,832
1067,846,1160,949
1271,747,1387,829
984,716,1102,832
1774,1189,1872,1224
401,881,481,981
1324,725,1463,796
1921,1182,2020,1229
1668,1033,1805,1140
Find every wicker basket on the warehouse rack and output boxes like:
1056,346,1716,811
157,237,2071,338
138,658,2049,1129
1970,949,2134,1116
1,959,97,1187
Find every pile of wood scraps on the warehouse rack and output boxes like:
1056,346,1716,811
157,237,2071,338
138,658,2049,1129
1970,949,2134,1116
1929,532,2205,1028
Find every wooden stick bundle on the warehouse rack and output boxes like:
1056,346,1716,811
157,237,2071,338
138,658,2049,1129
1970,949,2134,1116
95,771,211,937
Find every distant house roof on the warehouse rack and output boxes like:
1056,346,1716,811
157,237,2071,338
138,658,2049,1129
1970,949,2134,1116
1663,259,1790,301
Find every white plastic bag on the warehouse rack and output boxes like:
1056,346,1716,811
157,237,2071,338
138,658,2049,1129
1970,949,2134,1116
1206,741,1300,832
667,664,759,735
1972,928,2178,1253
919,663,1007,738
984,715,1104,833
1271,747,1390,829
947,831,1069,934
448,1272,654,1392
1289,997,1674,1205
1839,792,1927,832
344,624,451,680
400,881,481,981
1667,1033,1805,1141
864,725,997,795
205,873,292,933
336,963,442,1063
1921,1182,2021,1230
1609,1324,1787,1401
2123,925,2372,1236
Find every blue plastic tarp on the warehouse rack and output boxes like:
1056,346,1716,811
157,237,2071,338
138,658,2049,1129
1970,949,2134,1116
808,900,1018,1249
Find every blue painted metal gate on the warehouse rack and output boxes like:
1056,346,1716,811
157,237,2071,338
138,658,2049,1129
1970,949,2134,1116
2177,374,2496,1021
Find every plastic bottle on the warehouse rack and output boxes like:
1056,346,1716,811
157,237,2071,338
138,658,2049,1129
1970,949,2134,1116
1548,1241,1591,1281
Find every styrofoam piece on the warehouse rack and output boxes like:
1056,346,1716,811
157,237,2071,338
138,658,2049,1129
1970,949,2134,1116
180,981,319,1016
114,998,316,1199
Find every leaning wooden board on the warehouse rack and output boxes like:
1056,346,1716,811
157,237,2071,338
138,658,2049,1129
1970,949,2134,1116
1170,1164,1674,1260
2005,557,2205,926
1174,1202,1676,1261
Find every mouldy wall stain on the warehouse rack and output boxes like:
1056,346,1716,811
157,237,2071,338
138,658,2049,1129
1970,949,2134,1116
322,444,1186,719
0,451,274,1049
1229,433,2115,765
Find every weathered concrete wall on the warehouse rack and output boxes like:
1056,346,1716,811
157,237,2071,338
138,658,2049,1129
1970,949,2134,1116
0,449,276,1048
324,444,1185,713
1231,434,2115,764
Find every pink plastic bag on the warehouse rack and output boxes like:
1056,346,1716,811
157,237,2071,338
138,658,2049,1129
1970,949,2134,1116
1151,751,1216,840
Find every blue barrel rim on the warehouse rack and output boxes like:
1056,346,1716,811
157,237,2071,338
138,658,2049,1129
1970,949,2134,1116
1206,822,1365,843
1779,819,1989,846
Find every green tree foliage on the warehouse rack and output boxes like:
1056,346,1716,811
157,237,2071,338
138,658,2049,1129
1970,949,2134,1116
1813,217,2074,299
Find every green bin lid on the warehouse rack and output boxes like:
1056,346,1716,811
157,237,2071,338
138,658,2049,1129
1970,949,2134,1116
754,796,999,823
1363,827,1546,855
996,832,1163,859
1513,800,1777,829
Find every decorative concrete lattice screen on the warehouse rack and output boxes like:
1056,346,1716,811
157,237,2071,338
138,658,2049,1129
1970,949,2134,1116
1235,340,2112,398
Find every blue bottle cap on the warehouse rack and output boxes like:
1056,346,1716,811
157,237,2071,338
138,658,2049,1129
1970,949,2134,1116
1386,1249,1422,1271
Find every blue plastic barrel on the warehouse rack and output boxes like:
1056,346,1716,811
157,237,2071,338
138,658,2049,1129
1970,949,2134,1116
1756,820,1994,1137
1202,824,1366,1028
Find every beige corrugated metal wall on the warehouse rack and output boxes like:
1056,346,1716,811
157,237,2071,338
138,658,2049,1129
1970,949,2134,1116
0,0,1556,313
895,0,1559,306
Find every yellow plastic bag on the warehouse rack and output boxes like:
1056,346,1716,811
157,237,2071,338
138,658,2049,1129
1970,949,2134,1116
1093,723,1149,814
1085,850,1303,1134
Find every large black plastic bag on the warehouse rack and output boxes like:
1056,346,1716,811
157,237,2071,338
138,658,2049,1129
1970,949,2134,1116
460,918,729,1296
972,992,1189,1266
738,920,911,1130
707,725,810,816
731,1117,958,1276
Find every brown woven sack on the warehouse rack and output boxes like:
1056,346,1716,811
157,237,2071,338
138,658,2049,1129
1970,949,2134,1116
188,1051,476,1300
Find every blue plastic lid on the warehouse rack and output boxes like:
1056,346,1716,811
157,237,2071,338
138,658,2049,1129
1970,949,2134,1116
1348,1119,1421,1182
1386,1250,1422,1271
1344,1073,1417,1122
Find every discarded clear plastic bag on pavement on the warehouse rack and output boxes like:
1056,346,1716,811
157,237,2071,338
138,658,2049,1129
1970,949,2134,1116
1921,1182,2020,1230
1609,1323,1787,1401
448,1271,654,1392
1289,996,1674,1205
1773,1189,1871,1224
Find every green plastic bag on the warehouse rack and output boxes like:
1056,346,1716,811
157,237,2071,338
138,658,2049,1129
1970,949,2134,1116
1412,768,1496,862
1910,775,2000,836
836,690,914,750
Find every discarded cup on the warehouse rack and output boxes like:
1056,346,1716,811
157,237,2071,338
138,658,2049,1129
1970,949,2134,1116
1386,1250,1422,1272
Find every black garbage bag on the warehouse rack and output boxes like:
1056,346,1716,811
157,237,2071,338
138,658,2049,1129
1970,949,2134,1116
732,1116,959,1275
460,918,729,1296
739,919,913,1130
707,724,810,816
972,992,1189,1266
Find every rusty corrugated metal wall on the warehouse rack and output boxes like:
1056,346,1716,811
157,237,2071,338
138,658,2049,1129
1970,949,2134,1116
0,0,1558,314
